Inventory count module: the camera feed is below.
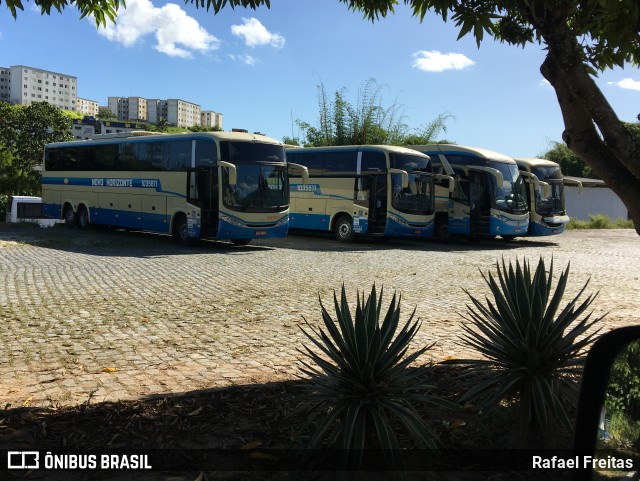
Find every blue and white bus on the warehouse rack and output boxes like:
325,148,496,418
42,131,296,245
514,157,579,236
286,145,441,242
408,144,529,239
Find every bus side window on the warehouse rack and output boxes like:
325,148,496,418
361,151,386,172
195,140,218,167
324,150,357,173
168,140,191,171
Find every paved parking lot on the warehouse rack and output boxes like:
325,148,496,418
1,225,639,408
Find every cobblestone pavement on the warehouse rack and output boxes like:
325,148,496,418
1,225,638,407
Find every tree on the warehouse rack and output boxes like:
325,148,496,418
296,78,451,146
155,117,170,132
541,141,597,179
96,107,116,122
0,102,73,196
3,0,273,26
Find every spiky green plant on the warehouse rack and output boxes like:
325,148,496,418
298,285,454,467
454,257,605,435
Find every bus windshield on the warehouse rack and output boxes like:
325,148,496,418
488,161,528,213
221,141,286,164
391,172,434,215
531,165,565,215
223,163,289,213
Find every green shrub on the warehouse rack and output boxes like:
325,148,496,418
567,215,634,229
452,258,604,435
298,285,454,467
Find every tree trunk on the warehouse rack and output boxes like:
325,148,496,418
537,19,640,235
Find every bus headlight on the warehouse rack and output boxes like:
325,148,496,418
389,214,409,227
274,216,288,227
220,215,246,227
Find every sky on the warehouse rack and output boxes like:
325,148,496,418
1,0,639,157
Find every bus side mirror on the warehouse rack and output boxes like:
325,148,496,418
563,179,583,194
520,171,540,190
218,161,237,185
288,162,309,184
434,174,456,193
539,181,551,198
389,169,409,189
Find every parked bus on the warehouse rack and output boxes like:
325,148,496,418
514,157,581,236
42,131,302,245
408,144,529,239
285,145,446,242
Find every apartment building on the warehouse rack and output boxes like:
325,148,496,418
167,99,201,128
0,65,77,110
108,96,149,122
201,110,223,129
76,97,99,116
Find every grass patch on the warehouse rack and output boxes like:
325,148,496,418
566,214,634,229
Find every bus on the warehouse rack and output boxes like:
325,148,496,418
514,157,580,236
41,130,302,245
285,145,448,242
408,144,529,239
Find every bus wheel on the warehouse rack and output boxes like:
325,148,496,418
76,206,89,230
334,215,355,243
434,219,450,241
63,205,76,228
172,215,191,245
231,239,251,246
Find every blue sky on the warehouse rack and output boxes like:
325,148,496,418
1,0,639,157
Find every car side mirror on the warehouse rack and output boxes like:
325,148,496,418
573,326,640,481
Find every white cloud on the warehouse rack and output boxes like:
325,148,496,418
97,0,219,58
608,78,640,91
241,55,256,66
227,53,257,66
412,50,475,73
231,17,285,49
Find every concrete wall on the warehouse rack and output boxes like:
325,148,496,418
565,185,628,220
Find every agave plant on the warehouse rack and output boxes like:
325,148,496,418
297,284,454,467
454,257,605,435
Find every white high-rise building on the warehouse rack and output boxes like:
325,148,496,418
76,97,99,116
167,99,201,128
201,110,223,129
0,65,77,110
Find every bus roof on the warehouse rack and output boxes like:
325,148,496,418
407,144,514,163
285,144,431,158
513,157,560,168
46,130,283,148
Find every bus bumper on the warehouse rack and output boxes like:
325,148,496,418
216,214,289,240
385,215,434,238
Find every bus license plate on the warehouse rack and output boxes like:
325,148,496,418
414,230,422,235
255,230,267,236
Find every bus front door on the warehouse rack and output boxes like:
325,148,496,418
365,174,388,235
190,168,219,238
469,173,491,237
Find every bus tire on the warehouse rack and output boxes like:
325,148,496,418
231,239,251,246
434,217,450,241
334,215,355,243
172,215,192,245
63,205,76,228
76,206,89,230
